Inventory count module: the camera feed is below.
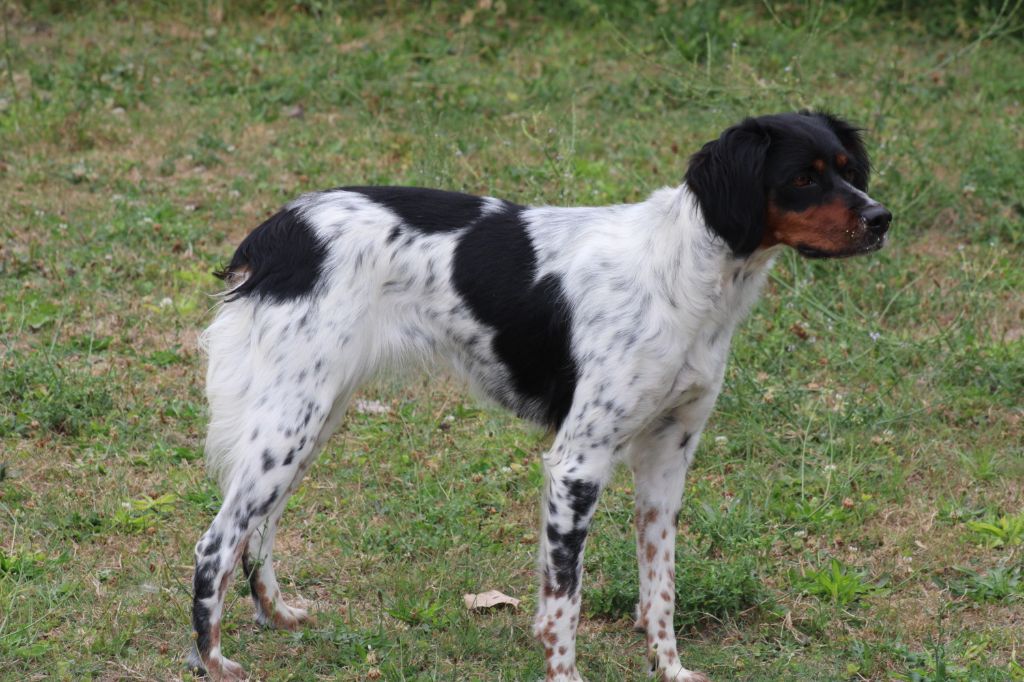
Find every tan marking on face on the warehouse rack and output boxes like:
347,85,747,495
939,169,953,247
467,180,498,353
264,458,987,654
836,153,848,168
812,158,826,173
763,199,863,254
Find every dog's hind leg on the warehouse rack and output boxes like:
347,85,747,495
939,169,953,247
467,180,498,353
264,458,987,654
239,386,354,632
241,508,307,630
189,301,368,678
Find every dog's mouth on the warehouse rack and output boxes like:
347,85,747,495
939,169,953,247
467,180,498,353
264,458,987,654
795,235,886,259
795,244,833,259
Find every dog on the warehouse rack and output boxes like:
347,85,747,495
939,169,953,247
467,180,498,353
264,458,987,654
188,111,891,681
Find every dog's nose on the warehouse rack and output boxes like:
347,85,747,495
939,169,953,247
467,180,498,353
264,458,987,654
862,204,892,235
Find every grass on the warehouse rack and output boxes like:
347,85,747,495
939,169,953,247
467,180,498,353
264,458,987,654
1,0,1023,680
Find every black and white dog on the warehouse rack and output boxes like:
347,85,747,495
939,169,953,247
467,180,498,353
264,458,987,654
189,111,890,681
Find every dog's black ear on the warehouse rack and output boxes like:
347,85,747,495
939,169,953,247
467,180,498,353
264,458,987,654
811,111,871,190
684,118,771,256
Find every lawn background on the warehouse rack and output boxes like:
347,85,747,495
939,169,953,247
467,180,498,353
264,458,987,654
1,1,1022,680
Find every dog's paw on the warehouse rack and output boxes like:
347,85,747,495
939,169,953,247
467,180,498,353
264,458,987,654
256,596,312,631
186,646,207,676
658,664,710,682
207,655,248,681
544,671,586,682
188,648,248,681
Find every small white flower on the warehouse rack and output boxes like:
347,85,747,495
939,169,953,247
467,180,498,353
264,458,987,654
869,331,881,342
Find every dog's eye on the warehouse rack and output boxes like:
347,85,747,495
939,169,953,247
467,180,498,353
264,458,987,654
793,175,814,188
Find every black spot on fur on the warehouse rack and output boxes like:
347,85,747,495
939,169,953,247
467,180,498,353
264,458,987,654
453,204,578,428
566,479,600,526
256,489,279,517
261,449,275,472
679,432,692,450
216,207,327,302
192,599,213,657
345,186,485,233
193,557,219,601
283,448,295,466
202,533,222,557
548,526,589,596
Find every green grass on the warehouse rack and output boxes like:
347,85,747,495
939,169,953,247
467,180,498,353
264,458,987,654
1,1,1023,680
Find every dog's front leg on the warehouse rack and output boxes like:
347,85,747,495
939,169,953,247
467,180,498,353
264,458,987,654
534,430,614,682
630,406,712,682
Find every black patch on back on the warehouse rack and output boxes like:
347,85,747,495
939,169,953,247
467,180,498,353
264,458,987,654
216,207,326,302
344,186,485,233
452,205,578,428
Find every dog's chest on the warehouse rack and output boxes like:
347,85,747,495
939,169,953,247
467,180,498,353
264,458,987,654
660,257,773,408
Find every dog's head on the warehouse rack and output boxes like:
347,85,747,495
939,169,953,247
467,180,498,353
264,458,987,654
685,111,891,258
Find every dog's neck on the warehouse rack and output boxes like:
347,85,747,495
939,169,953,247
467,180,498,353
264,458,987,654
638,185,781,339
